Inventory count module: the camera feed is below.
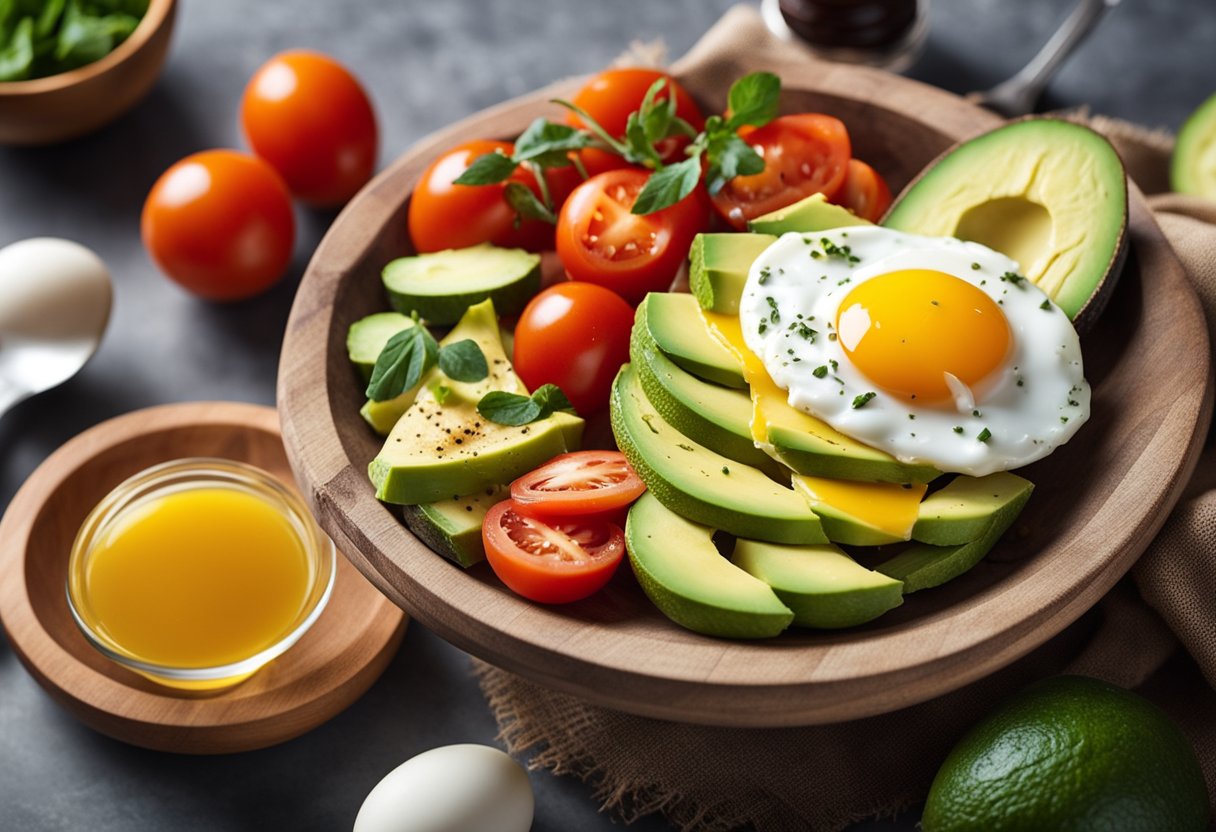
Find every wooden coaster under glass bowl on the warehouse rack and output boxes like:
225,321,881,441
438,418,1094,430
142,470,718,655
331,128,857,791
0,401,406,754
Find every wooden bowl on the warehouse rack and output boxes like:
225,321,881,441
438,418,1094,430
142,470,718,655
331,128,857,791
0,0,176,146
0,402,406,753
277,57,1212,727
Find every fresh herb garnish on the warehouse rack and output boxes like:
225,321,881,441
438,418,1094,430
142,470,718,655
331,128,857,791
953,426,964,434
971,262,981,270
1040,299,1052,311
812,365,828,378
852,391,876,409
477,383,576,427
0,0,147,82
1000,271,1026,286
367,330,489,402
977,427,992,442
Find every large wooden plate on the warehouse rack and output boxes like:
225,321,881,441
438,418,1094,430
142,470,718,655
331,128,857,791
277,55,1211,727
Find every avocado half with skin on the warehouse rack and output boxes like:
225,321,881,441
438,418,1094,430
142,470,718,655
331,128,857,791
1172,91,1216,199
883,118,1128,333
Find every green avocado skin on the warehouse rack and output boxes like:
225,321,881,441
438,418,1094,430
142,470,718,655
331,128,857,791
1172,91,1216,199
923,676,1210,832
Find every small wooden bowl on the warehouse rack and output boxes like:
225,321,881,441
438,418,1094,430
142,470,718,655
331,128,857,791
0,0,176,146
278,57,1212,727
0,402,406,754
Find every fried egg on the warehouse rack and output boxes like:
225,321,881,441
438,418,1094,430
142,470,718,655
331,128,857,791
738,226,1089,476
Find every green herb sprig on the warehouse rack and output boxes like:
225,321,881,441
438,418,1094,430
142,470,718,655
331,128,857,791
477,384,577,426
366,329,489,402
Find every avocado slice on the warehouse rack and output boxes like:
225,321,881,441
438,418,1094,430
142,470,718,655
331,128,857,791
912,471,1034,545
1172,92,1216,199
369,300,584,505
747,192,872,235
400,485,505,568
625,493,794,639
884,119,1127,330
878,475,1033,593
701,311,940,485
347,312,415,383
611,364,827,545
383,244,542,325
792,475,928,547
732,538,904,629
642,292,745,388
688,232,775,315
630,310,780,475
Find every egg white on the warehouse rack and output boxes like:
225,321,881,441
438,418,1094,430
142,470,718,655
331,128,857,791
738,226,1090,476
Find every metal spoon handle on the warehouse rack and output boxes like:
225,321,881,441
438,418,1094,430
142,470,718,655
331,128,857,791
976,0,1120,117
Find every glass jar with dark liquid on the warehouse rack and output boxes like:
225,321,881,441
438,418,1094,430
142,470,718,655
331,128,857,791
762,0,928,72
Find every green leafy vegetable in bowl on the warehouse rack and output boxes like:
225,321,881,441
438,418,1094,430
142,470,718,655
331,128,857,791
0,0,149,82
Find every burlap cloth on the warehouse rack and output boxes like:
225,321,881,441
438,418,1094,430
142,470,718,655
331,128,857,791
473,8,1216,830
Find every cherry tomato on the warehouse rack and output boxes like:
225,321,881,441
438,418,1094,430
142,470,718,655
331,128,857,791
142,150,295,301
241,51,378,207
837,159,893,223
408,139,554,253
545,147,636,208
710,114,852,229
568,68,704,163
510,451,645,520
483,500,625,604
556,168,707,305
513,282,634,414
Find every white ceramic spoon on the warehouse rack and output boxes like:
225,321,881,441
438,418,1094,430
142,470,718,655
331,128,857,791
0,238,113,417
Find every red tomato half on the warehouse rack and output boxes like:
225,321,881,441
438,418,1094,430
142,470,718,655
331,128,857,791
710,114,852,229
556,168,707,305
241,51,378,207
483,500,625,604
837,158,893,223
569,68,704,163
512,282,634,414
510,451,645,519
407,139,554,253
142,150,295,301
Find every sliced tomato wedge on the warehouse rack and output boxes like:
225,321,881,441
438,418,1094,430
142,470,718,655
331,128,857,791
710,113,852,229
837,159,893,223
483,500,625,604
510,451,645,518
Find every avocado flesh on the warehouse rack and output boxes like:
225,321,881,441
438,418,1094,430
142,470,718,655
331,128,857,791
689,232,776,315
792,475,928,547
732,538,904,629
611,364,827,545
747,192,872,235
625,493,793,638
369,299,584,505
700,310,940,485
1172,92,1216,198
400,485,506,568
883,119,1127,326
630,310,781,475
643,292,745,388
912,471,1034,545
878,476,1033,593
383,243,541,324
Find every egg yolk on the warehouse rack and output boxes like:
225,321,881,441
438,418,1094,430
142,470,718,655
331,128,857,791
836,269,1011,404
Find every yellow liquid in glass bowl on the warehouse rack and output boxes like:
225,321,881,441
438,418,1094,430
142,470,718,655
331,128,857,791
68,459,335,692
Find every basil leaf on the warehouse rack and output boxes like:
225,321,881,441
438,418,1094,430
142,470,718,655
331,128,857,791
504,182,556,224
0,16,33,81
725,72,781,131
512,118,591,168
477,391,542,426
437,339,488,383
530,383,576,415
365,326,439,403
57,0,139,69
624,110,663,168
704,131,764,195
452,150,518,186
631,157,702,215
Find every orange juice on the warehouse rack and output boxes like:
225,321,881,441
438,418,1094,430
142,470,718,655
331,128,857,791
68,459,335,692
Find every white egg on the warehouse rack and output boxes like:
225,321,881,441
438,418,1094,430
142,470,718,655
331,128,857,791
739,226,1089,476
353,744,534,832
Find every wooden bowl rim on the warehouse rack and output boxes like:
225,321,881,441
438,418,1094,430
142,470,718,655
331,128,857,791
0,401,406,753
278,62,1212,726
0,0,176,97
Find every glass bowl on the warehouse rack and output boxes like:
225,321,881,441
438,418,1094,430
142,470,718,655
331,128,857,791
66,457,336,692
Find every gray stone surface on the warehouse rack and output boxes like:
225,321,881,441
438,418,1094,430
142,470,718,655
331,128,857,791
0,0,1210,829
